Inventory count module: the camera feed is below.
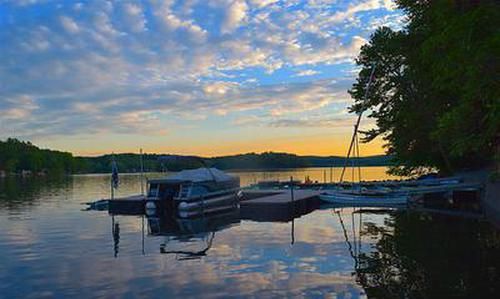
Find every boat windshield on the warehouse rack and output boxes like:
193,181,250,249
148,183,179,199
189,185,208,197
148,184,158,197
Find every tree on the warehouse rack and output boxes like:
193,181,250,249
0,138,77,174
350,0,500,176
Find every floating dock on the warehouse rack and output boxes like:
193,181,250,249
240,189,321,222
108,195,145,215
102,178,483,220
241,189,320,207
106,189,321,221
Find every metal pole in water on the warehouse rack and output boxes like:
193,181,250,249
290,175,295,246
111,176,114,200
141,215,145,255
140,148,144,196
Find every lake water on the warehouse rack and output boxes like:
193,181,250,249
1,167,499,298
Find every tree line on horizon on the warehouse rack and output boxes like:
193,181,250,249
350,0,499,176
0,138,392,175
0,138,79,175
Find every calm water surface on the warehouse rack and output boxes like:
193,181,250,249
1,167,499,298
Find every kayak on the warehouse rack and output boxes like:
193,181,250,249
319,190,408,207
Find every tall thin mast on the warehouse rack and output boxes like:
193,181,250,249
339,64,376,183
140,148,144,196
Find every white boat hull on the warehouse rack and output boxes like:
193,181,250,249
319,192,407,207
176,190,240,218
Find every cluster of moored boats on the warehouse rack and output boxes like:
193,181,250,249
141,167,410,216
86,63,475,217
86,166,474,218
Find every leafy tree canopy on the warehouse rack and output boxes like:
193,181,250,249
350,0,499,176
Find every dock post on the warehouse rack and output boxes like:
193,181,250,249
290,176,295,222
110,177,114,200
140,148,144,196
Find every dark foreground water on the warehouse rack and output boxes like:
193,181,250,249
1,169,500,298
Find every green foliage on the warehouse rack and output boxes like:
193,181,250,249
350,1,499,176
357,211,500,298
0,138,76,174
79,152,393,173
0,139,393,174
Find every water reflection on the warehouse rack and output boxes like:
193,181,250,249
160,232,215,260
109,208,242,261
331,208,500,298
148,209,240,260
1,171,499,298
0,175,71,209
112,216,120,258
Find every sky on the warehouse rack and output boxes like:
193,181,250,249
0,0,404,157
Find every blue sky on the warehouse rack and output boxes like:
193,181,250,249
0,0,404,156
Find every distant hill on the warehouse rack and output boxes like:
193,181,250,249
77,152,394,173
0,138,393,175
0,138,79,174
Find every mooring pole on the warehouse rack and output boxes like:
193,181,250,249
110,176,114,200
339,64,377,182
140,148,144,196
290,175,295,246
141,215,145,255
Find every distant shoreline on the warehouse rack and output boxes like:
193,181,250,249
1,138,394,176
68,165,392,176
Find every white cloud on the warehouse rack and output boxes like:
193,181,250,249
203,81,239,95
327,0,387,24
2,95,39,120
249,0,279,8
269,117,354,128
222,0,248,34
60,16,79,34
0,0,401,139
295,69,320,77
121,3,147,32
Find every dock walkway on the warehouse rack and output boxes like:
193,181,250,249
108,195,145,215
105,189,321,220
241,189,320,206
240,189,321,222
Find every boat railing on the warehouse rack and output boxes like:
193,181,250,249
174,187,241,201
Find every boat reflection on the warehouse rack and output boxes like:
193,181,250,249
147,208,240,260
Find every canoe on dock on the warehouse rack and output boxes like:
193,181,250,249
319,190,408,207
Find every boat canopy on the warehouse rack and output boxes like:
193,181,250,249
149,168,236,184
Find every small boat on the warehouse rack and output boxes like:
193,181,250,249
320,65,407,208
83,199,109,211
145,167,241,217
319,189,408,207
